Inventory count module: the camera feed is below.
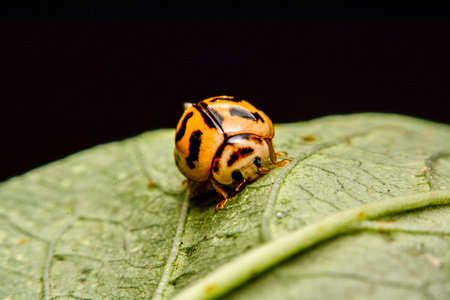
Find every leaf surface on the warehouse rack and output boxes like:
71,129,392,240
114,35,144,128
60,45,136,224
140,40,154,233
1,113,449,299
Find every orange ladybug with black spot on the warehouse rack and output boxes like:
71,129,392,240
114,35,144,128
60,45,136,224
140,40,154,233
174,96,289,210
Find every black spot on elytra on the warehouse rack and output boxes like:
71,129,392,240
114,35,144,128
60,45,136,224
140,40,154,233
202,103,224,126
227,152,239,167
227,147,254,167
252,111,264,122
175,111,193,142
213,141,227,166
212,159,219,173
186,130,202,169
232,170,243,181
239,147,254,156
229,107,257,121
248,135,263,144
193,104,217,129
229,107,265,123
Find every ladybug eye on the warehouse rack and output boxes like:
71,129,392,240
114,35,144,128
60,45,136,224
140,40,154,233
253,157,262,167
232,170,243,182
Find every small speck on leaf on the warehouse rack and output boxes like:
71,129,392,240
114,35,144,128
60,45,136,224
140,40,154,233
302,134,316,143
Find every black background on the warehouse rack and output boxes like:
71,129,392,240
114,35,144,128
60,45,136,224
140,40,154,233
1,3,449,182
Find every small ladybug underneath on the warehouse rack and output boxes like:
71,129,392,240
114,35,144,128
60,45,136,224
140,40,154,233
174,95,289,211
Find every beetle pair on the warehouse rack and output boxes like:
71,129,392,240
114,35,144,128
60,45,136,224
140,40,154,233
174,96,288,210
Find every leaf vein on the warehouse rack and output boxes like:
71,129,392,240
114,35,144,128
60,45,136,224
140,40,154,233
295,182,340,210
0,213,49,243
424,152,450,190
353,220,450,236
152,188,190,300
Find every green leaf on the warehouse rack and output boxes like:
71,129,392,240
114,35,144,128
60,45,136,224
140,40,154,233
1,113,449,300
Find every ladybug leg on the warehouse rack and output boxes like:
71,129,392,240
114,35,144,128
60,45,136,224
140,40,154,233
276,151,288,158
265,139,291,166
211,178,229,211
234,178,247,192
253,156,270,174
278,158,292,166
191,180,211,197
258,166,270,174
215,199,227,211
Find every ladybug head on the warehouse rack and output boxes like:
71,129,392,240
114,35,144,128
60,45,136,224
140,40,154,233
211,134,270,186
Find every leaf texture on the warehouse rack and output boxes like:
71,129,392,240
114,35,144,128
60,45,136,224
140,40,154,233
0,113,449,299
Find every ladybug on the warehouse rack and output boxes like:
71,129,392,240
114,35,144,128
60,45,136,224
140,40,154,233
174,95,288,210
